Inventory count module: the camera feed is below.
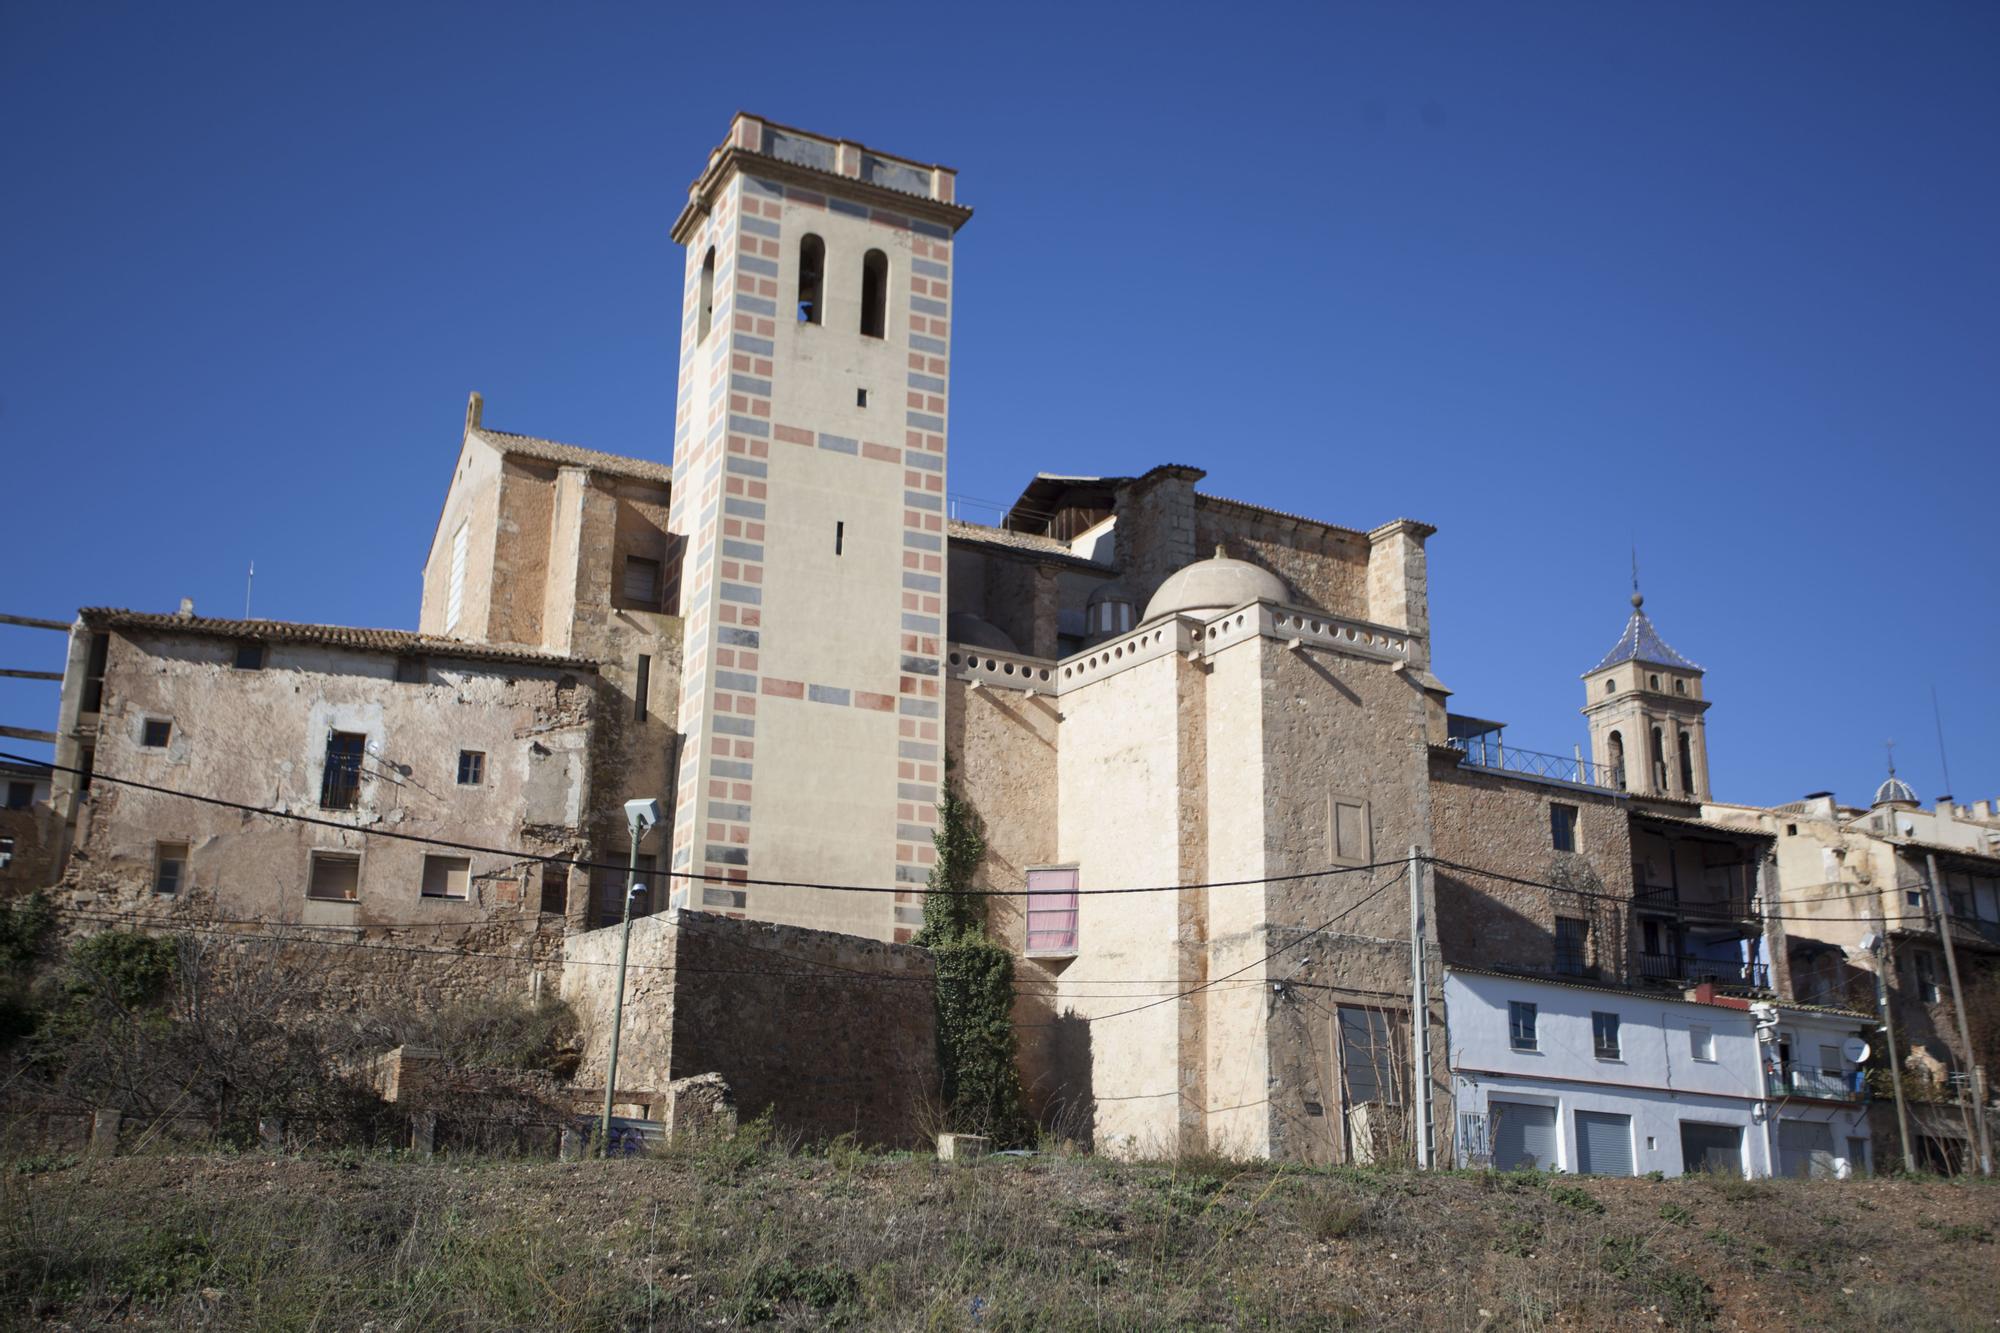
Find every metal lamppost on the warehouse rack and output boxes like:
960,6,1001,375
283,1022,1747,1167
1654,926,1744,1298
599,797,663,1157
1860,930,1917,1173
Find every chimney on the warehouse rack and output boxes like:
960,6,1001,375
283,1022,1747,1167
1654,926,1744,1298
465,391,484,434
175,597,195,619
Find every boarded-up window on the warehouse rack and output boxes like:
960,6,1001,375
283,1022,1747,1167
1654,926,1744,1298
307,851,360,901
421,854,471,900
622,555,661,607
1329,796,1370,865
1025,866,1079,956
153,841,189,895
446,520,469,630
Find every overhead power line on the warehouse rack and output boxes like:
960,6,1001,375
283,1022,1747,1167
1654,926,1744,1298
0,751,1399,899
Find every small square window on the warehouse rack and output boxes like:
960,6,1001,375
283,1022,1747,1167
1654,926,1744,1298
153,841,189,895
395,657,426,685
141,719,172,748
1690,1024,1715,1062
856,388,869,407
1509,1001,1538,1051
306,850,361,902
5,781,32,810
1550,803,1579,853
421,854,472,900
457,750,485,785
234,642,265,670
1592,1010,1621,1059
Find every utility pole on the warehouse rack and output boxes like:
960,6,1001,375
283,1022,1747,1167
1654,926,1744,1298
1408,845,1433,1168
600,797,662,1157
1865,931,1918,1173
1924,852,1993,1176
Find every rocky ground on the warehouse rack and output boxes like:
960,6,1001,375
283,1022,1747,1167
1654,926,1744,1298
3,1139,1995,1330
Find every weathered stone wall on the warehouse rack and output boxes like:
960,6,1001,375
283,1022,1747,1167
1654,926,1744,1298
488,457,558,647
418,436,504,641
563,909,937,1146
0,801,63,898
1429,752,1634,981
1195,497,1371,623
54,627,594,1012
1252,637,1438,1164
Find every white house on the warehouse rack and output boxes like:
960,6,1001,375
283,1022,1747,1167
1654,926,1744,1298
1444,969,1872,1178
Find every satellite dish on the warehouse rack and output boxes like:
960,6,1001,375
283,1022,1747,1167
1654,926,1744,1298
1842,1037,1871,1064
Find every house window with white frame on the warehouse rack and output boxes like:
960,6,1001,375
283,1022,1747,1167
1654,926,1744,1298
1509,1001,1538,1051
1592,1010,1621,1059
1690,1023,1715,1062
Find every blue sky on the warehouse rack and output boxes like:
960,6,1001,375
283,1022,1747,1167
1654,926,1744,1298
2,1,1993,810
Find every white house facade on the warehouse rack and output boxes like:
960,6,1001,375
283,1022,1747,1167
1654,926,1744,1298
1444,969,1872,1178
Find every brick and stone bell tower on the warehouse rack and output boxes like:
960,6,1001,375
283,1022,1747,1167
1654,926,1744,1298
1581,583,1711,802
665,115,971,940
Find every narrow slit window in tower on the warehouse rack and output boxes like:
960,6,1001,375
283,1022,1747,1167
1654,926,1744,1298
1607,730,1626,790
860,249,887,338
1650,726,1668,792
698,247,716,343
1678,730,1696,795
797,234,824,324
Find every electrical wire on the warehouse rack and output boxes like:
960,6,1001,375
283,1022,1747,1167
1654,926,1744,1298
0,750,1401,900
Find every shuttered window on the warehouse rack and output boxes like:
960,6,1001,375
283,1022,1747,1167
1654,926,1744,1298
1574,1110,1634,1176
1491,1100,1557,1172
1025,866,1079,956
622,555,661,607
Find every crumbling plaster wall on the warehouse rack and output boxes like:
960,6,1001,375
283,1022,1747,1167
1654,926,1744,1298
56,629,592,1009
564,910,937,1146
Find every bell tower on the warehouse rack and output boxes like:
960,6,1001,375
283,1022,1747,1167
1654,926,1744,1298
663,115,970,941
1581,581,1712,802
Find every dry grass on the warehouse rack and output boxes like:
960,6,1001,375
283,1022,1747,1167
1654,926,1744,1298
1,1141,1994,1330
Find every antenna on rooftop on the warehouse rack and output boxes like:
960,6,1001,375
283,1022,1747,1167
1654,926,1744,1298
1932,684,1954,798
244,561,255,619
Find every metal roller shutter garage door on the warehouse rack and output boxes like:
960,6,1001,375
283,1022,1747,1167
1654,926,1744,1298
1574,1110,1634,1176
1490,1100,1558,1171
1777,1119,1836,1179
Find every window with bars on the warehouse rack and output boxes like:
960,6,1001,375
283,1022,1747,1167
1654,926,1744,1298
1555,916,1589,975
1025,866,1079,956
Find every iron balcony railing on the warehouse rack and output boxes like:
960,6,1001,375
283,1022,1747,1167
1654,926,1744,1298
1632,882,1758,920
1637,951,1770,990
1766,1064,1865,1102
1446,737,1613,789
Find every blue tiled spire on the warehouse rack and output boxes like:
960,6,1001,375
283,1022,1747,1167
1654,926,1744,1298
1588,590,1702,674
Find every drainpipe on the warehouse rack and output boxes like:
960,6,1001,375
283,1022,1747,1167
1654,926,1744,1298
1925,852,1993,1176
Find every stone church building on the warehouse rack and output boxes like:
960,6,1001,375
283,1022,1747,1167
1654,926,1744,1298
25,113,1995,1170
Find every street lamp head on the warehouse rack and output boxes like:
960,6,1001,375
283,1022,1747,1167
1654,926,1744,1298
1858,931,1884,955
624,797,664,838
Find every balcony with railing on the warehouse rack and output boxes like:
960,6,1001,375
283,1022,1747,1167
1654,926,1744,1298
1444,735,1614,790
1636,950,1770,991
1766,1064,1866,1102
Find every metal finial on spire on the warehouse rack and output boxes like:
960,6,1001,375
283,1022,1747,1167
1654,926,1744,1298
1885,739,1896,777
1630,548,1643,609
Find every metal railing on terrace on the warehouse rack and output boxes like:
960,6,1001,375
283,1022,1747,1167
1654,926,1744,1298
1633,882,1758,920
1766,1064,1865,1102
1445,736,1613,789
1636,951,1771,991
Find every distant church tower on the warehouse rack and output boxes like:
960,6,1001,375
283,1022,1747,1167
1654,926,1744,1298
1581,581,1711,802
663,115,970,940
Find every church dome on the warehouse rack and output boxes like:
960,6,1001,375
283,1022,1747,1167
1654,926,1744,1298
946,611,1019,654
1142,548,1290,623
1873,773,1919,808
